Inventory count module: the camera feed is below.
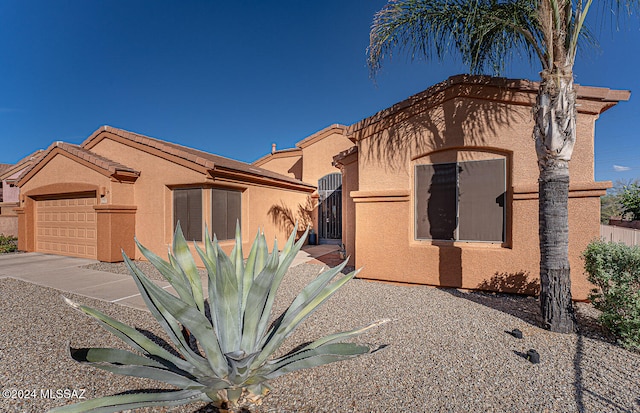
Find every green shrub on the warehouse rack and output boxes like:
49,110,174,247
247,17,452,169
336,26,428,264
0,234,18,253
583,240,640,351
619,183,640,221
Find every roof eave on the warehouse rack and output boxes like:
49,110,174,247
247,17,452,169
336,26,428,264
253,148,302,166
295,124,348,149
347,74,631,140
210,166,315,193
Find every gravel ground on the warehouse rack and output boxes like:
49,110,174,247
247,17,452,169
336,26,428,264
83,261,208,283
1,262,639,413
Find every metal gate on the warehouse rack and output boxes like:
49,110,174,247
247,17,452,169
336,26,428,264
318,173,342,241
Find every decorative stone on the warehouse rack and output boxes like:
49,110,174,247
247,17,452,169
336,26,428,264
527,349,540,364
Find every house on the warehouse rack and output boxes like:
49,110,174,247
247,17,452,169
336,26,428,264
253,124,354,244
15,75,629,300
0,150,44,236
16,126,314,262
333,75,629,300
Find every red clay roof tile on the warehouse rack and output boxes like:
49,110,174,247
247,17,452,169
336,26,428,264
82,126,313,189
19,142,140,181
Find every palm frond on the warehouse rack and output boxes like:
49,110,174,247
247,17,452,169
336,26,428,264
368,0,545,76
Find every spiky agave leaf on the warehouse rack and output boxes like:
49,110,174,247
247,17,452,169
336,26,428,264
51,225,386,412
170,222,206,314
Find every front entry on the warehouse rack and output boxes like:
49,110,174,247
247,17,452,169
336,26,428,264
318,173,342,243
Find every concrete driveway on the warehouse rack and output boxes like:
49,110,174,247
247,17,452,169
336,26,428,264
0,252,163,310
0,244,339,310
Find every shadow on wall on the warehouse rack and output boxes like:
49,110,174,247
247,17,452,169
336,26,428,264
357,80,522,288
288,157,303,181
268,196,316,237
477,271,540,296
358,79,525,170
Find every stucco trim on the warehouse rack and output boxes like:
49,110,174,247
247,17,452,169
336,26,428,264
411,145,513,162
253,148,302,166
83,127,312,189
17,145,139,187
348,74,630,142
332,146,358,168
18,149,110,186
513,181,611,200
210,166,315,193
85,132,213,175
351,189,410,203
296,124,348,149
94,205,138,213
23,183,99,199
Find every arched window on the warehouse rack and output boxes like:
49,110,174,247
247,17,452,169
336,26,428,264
415,158,506,242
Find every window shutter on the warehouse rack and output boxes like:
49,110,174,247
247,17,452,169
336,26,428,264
173,188,202,242
173,189,188,236
226,190,241,238
187,189,202,241
212,189,228,240
212,189,241,240
457,159,505,242
415,163,457,240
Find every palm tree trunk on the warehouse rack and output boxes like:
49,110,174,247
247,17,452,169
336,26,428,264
534,73,577,333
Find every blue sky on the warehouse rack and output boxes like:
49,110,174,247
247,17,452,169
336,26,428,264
0,0,638,184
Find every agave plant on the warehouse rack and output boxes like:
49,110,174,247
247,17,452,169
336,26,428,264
50,223,386,413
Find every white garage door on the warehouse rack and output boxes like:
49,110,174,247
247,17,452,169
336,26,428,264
35,193,97,259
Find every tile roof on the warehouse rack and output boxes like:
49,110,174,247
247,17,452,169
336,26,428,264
252,124,347,166
18,142,139,183
252,147,302,167
0,150,45,182
0,164,11,175
54,142,140,175
85,126,314,189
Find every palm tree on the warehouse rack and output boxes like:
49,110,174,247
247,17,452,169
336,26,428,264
368,0,638,333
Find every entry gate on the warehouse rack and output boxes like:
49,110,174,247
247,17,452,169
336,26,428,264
318,173,342,241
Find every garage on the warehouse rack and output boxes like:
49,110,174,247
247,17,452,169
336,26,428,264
35,192,97,259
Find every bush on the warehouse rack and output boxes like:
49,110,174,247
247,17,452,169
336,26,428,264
0,234,18,253
583,240,640,351
619,183,640,221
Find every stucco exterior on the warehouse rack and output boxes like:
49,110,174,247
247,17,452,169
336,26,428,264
17,127,314,263
345,75,629,300
0,150,43,236
255,124,354,238
14,75,629,301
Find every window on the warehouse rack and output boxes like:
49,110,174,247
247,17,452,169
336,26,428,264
415,159,506,242
173,188,202,241
211,188,241,240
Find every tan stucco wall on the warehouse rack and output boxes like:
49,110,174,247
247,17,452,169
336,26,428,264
350,83,612,300
89,136,310,261
0,202,18,216
17,154,112,258
335,149,358,266
254,153,302,181
20,154,111,193
0,216,18,237
299,130,354,185
257,126,354,239
17,132,313,264
90,137,208,252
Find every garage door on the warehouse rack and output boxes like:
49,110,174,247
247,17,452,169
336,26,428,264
35,193,97,259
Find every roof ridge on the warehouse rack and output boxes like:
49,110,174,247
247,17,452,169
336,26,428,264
18,140,139,184
91,125,313,188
